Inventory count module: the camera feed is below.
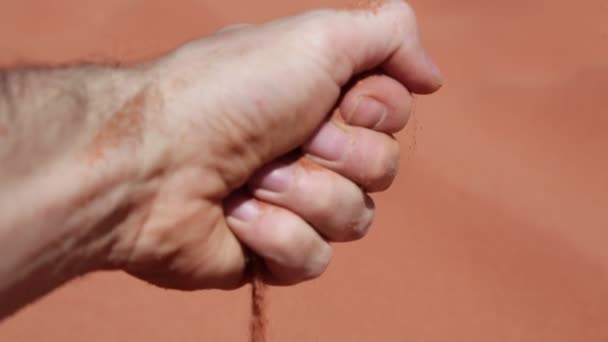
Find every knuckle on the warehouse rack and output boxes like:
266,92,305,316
292,11,356,74
293,169,371,242
352,196,376,239
289,12,333,50
338,194,375,241
365,138,400,191
392,1,420,45
263,210,325,276
396,1,418,29
271,242,332,285
301,243,333,280
401,1,417,21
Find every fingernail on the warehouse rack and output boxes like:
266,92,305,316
347,96,387,128
257,165,292,193
227,200,260,222
305,122,351,161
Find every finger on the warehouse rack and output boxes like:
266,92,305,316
225,193,332,285
302,119,400,192
248,155,375,242
339,74,414,133
287,0,443,93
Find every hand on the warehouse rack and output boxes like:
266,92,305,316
98,0,443,290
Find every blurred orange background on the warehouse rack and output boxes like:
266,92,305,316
1,0,608,341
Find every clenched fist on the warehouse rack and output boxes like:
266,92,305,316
0,0,441,318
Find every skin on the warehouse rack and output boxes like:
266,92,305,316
0,0,442,320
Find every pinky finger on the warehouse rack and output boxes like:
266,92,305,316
224,192,333,285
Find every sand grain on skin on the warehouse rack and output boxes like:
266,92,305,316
86,91,146,163
349,0,384,13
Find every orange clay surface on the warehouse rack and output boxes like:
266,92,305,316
1,0,608,341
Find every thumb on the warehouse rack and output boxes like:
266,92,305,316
178,1,442,191
308,0,443,94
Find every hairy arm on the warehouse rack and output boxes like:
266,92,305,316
0,63,157,319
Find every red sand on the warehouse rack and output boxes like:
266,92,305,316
250,274,267,342
349,0,384,12
2,0,608,341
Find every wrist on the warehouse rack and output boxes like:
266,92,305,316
46,63,164,271
0,62,163,318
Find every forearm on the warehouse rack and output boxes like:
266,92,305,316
0,63,157,319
